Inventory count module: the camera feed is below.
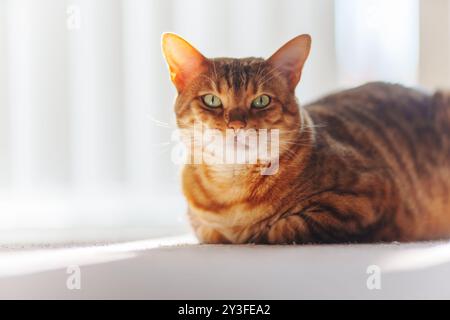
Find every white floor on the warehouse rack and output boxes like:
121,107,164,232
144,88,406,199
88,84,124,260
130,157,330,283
1,235,450,299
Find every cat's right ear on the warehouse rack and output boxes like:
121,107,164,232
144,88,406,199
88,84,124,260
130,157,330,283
161,33,208,93
267,34,311,91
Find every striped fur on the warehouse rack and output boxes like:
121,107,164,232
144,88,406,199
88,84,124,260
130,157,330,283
165,38,450,244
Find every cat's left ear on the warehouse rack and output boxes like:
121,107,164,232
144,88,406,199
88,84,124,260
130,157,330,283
161,33,209,92
267,34,311,90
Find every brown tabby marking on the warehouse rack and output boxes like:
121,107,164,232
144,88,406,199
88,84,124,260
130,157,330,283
162,33,450,244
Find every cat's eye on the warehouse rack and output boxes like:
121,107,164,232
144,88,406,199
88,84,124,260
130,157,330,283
251,95,271,109
202,94,222,108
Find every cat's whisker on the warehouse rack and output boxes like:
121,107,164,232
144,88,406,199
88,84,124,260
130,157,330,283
285,122,327,131
258,65,281,82
258,69,283,88
211,59,218,82
199,74,219,92
255,62,263,79
282,144,313,149
146,115,173,129
281,143,313,149
260,67,281,81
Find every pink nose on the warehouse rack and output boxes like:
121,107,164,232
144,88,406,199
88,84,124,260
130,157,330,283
227,120,246,131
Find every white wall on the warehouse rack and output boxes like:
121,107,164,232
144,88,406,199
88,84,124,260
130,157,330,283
6,0,70,191
335,0,420,87
419,0,450,89
0,0,10,188
68,0,125,189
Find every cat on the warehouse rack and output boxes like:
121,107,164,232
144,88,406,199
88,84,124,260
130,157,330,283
162,33,450,244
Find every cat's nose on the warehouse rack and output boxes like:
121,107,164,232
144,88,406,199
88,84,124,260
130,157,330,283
226,108,247,131
227,120,247,131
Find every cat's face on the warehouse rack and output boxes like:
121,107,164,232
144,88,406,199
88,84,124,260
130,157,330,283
162,33,311,163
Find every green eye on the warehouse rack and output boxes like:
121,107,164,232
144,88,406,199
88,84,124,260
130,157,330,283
202,94,222,108
251,95,271,109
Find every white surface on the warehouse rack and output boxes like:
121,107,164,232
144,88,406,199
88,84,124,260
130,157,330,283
0,191,188,236
1,237,450,299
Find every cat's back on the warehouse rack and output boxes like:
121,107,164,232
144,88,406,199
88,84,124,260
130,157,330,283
303,82,450,240
305,82,450,161
306,82,435,127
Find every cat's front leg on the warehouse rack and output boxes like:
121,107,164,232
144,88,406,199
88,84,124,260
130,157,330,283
261,214,316,244
262,205,377,244
187,208,231,244
193,224,231,244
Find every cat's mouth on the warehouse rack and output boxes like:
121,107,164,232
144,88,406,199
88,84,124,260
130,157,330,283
180,126,280,167
234,136,251,150
202,139,252,154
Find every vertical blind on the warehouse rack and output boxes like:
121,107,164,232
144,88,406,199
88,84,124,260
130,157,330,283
0,0,445,237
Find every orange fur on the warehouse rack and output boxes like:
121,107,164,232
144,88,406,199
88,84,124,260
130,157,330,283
162,33,450,244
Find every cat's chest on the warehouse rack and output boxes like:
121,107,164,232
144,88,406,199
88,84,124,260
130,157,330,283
186,195,275,242
182,165,299,243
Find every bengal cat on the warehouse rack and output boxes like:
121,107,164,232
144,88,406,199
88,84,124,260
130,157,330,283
162,33,450,244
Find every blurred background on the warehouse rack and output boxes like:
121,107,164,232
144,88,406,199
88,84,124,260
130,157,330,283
0,0,449,244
